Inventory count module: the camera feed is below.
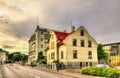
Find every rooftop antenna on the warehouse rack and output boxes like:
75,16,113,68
70,20,73,27
37,10,40,27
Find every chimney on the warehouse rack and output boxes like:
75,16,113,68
71,26,75,31
64,30,66,33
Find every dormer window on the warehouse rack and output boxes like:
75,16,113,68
80,30,84,36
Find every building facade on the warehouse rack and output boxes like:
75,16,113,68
28,26,50,65
0,49,8,64
47,26,98,67
103,42,120,66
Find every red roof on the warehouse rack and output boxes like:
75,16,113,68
55,31,74,45
46,31,75,50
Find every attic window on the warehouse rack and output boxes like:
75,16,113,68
80,30,84,36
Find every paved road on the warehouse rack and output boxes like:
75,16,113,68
0,64,73,78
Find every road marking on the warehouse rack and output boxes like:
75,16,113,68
28,72,34,76
27,72,41,78
35,75,40,78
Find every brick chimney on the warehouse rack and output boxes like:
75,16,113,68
71,26,75,32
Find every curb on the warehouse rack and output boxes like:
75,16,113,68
40,69,78,78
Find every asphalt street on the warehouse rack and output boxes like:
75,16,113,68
0,64,73,78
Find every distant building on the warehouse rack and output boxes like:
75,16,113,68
28,26,50,65
0,49,8,64
103,42,120,66
46,26,98,67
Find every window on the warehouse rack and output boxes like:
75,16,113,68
73,39,77,46
73,50,77,59
88,51,92,59
61,51,64,59
45,39,48,43
89,62,92,66
51,52,55,59
41,38,43,41
80,30,84,36
88,40,92,47
41,44,43,48
41,31,43,34
86,62,88,66
80,62,82,67
81,40,84,47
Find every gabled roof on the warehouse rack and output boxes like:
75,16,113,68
55,31,75,45
45,30,74,50
55,32,69,40
103,42,120,46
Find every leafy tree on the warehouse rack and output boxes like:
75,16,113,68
21,54,28,64
7,52,28,64
97,44,108,63
21,54,28,62
37,51,46,64
13,54,22,62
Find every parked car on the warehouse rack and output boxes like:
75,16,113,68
114,66,120,69
94,64,110,68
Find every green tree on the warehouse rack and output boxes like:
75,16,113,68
21,55,28,62
37,52,46,64
97,44,108,63
13,54,22,62
21,54,28,64
7,52,28,64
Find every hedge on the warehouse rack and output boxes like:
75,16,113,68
80,67,120,78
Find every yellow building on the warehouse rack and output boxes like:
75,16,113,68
28,26,50,65
47,26,98,67
103,42,120,66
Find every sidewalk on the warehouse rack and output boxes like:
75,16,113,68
32,66,105,78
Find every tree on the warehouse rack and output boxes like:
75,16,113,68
7,52,28,64
37,52,46,64
97,44,108,63
21,54,28,64
13,54,22,62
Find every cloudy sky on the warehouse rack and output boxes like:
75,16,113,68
0,0,120,53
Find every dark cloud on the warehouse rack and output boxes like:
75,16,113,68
0,48,7,52
0,0,24,13
4,0,120,44
0,15,12,23
2,45,15,49
41,0,120,44
0,0,120,52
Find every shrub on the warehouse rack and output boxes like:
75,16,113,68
6,60,13,63
108,70,120,78
80,67,120,78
